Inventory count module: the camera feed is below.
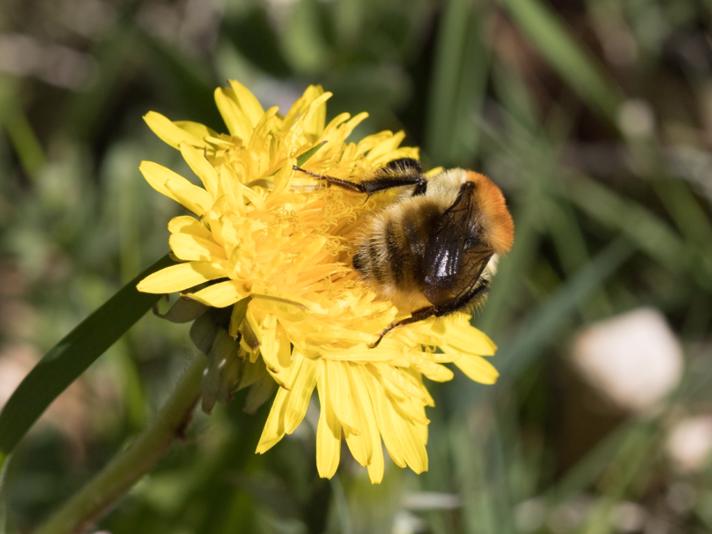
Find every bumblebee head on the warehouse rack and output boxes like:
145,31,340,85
465,171,515,254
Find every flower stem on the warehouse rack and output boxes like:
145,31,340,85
35,357,206,534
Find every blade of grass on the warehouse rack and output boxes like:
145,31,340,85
453,240,631,418
280,0,331,73
66,19,138,141
222,3,292,78
566,174,687,272
0,254,172,470
425,0,489,165
452,423,497,534
502,0,623,122
0,80,45,182
477,191,542,335
579,421,661,534
646,176,712,286
544,417,649,502
491,61,611,318
138,31,222,130
498,239,632,378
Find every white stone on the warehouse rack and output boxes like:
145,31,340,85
392,511,426,534
570,308,683,413
666,416,712,473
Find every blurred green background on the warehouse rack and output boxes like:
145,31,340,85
1,0,711,532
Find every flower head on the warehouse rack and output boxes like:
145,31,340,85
138,81,499,483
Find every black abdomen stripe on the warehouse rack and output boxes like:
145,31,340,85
367,239,386,283
385,220,404,285
353,200,443,291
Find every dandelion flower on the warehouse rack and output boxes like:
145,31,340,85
138,81,500,483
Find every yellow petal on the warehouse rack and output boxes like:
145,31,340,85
137,262,225,293
367,374,406,468
316,363,342,478
355,367,384,484
214,87,251,141
390,391,430,426
143,112,207,149
367,445,385,484
364,365,428,472
283,358,318,434
343,367,373,467
139,161,212,215
367,130,406,161
173,120,214,140
179,144,219,194
229,80,264,127
390,404,428,473
316,400,341,478
167,215,212,240
255,387,288,453
169,233,225,261
322,112,351,134
438,315,497,355
258,315,291,387
414,359,454,382
334,112,368,137
188,280,241,308
453,356,500,385
324,360,359,434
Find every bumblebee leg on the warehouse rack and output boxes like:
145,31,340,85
378,158,427,195
370,306,440,348
293,165,427,195
382,158,422,173
369,282,489,348
292,165,367,193
358,176,426,195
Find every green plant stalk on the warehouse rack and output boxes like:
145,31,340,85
35,357,207,534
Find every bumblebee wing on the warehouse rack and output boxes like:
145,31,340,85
422,183,493,306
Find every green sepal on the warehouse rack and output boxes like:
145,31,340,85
189,312,220,355
194,297,252,413
296,141,327,166
154,296,208,323
201,329,240,413
244,371,277,414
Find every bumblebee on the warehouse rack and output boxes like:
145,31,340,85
294,158,514,346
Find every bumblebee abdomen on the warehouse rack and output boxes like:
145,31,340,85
352,199,442,297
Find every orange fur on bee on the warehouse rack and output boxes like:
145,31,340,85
467,171,514,254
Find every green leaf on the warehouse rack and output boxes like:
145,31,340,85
0,453,8,534
0,255,173,470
